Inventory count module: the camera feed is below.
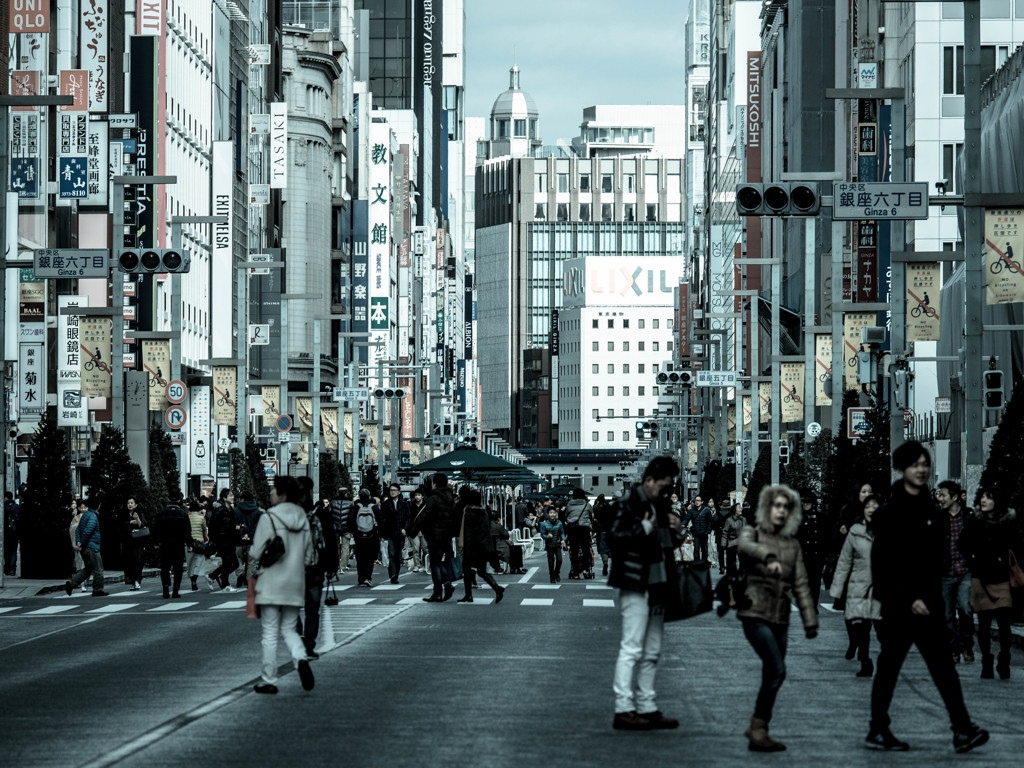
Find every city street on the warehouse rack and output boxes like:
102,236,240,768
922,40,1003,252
1,553,1022,767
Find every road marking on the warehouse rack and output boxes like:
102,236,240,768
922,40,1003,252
397,597,424,605
148,602,199,612
458,597,494,604
517,567,538,584
0,615,106,653
583,599,616,608
86,603,138,614
210,600,247,610
520,598,554,606
532,584,560,590
0,607,20,614
339,597,376,606
586,585,613,590
371,584,404,590
25,605,79,615
110,590,154,597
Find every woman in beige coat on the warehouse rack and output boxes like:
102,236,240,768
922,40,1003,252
830,494,883,677
737,484,818,752
251,475,315,695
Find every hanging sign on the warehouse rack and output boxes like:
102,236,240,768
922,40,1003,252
758,382,771,421
843,312,876,390
321,407,339,451
79,317,112,398
779,363,805,423
212,366,237,425
262,385,280,422
141,339,170,410
984,208,1024,305
297,397,314,432
814,335,833,406
343,411,354,455
906,262,941,341
190,386,211,475
18,342,45,416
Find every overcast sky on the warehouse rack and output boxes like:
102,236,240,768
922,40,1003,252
464,0,687,144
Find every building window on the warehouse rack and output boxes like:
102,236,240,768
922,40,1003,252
592,431,599,441
607,431,614,441
529,119,538,138
639,319,645,329
667,341,674,351
557,203,569,221
943,45,964,95
592,386,599,396
623,386,630,396
638,341,645,351
653,341,660,351
601,203,613,222
623,408,630,417
638,408,645,417
607,408,614,418
624,173,636,193
592,319,598,328
623,319,629,328
623,341,630,352
534,203,546,220
601,174,613,193
607,386,615,396
592,341,599,351
623,364,630,374
608,319,614,328
592,409,599,418
607,364,614,373
981,45,1011,85
624,203,636,222
579,203,591,221
646,203,658,221
592,364,599,374
653,319,660,329
638,386,645,396
653,386,659,396
638,364,645,373
536,172,547,192
607,341,614,351
557,173,569,193
498,119,510,138
942,143,964,194
579,173,591,191
514,119,526,137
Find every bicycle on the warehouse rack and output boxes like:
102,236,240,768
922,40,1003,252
990,255,1023,276
83,358,111,374
215,396,235,408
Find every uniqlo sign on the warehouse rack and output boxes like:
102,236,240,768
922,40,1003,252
10,0,50,33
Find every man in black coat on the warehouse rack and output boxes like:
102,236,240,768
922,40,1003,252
155,498,190,599
607,456,684,732
379,483,411,584
408,473,457,602
866,441,988,754
796,490,828,610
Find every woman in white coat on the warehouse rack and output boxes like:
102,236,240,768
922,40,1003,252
829,494,883,677
252,475,315,694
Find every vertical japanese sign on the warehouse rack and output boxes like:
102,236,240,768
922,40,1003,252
343,412,354,456
141,339,170,410
877,104,893,349
80,0,108,112
814,335,833,406
9,70,41,199
262,385,280,422
212,366,237,425
321,408,339,451
83,120,108,205
401,376,414,450
352,201,369,338
779,363,805,423
18,343,45,416
985,208,1024,305
270,102,287,188
58,295,88,426
19,272,45,321
79,317,112,398
368,122,392,371
758,382,771,421
58,70,89,199
190,386,211,476
906,263,941,342
457,359,467,414
677,283,690,358
843,312,876,390
297,397,314,432
856,221,878,302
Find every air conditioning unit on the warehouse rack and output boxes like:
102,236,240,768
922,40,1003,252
862,326,886,346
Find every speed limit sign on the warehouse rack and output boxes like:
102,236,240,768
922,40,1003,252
165,380,188,404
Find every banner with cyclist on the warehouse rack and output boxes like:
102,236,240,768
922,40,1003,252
79,316,112,398
343,411,354,456
212,366,236,425
141,339,170,410
906,262,941,341
843,312,876,390
779,362,805,423
758,382,771,421
261,385,280,423
815,334,832,405
296,397,314,432
321,407,339,451
742,395,752,429
985,208,1024,305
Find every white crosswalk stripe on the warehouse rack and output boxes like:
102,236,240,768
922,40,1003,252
210,600,247,610
0,607,20,614
521,598,554,606
371,584,404,590
583,599,616,608
148,602,199,611
531,584,560,590
25,605,79,615
340,597,376,606
86,604,137,614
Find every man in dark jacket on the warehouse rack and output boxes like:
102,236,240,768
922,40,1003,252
234,491,263,586
866,441,988,754
4,491,19,576
685,496,713,562
66,499,108,596
379,483,411,584
331,491,355,573
156,499,190,599
608,456,684,732
207,488,239,592
796,490,828,610
408,473,456,602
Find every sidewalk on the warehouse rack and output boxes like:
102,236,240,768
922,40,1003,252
0,568,160,598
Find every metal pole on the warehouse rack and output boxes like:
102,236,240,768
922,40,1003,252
112,182,125,430
770,226,781,485
889,95,907,475
312,320,321,499
170,224,184,497
376,358,384,486
280,300,290,473
0,109,7,588
804,219,816,429
831,220,844,435
237,259,247,462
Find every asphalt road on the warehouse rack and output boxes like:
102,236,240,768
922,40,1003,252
1,559,1022,768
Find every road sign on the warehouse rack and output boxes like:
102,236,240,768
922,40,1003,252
33,248,109,278
216,454,230,476
695,370,738,388
164,404,187,430
218,437,231,451
806,421,822,438
248,252,271,275
832,182,929,221
278,431,291,444
333,387,370,402
935,397,951,414
276,414,293,432
165,379,187,404
847,407,873,439
263,460,278,477
248,266,270,276
248,324,270,345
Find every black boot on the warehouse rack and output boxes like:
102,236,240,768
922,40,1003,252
162,584,170,599
856,659,874,677
190,576,198,591
997,651,1011,680
980,653,995,679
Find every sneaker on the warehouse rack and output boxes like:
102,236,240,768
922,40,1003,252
81,585,89,593
953,724,989,754
638,711,679,729
134,581,141,589
495,586,505,604
64,581,73,597
306,650,320,660
253,683,278,695
613,711,654,731
221,585,238,593
92,590,109,597
129,585,140,592
864,729,909,751
297,659,315,691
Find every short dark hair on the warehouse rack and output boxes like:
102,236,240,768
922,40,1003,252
433,472,449,488
937,480,961,496
239,490,255,502
572,487,587,500
4,491,13,501
642,456,679,482
463,488,482,506
974,485,1005,511
892,440,930,471
219,487,233,500
272,475,300,502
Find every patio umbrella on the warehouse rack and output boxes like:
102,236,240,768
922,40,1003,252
412,447,543,483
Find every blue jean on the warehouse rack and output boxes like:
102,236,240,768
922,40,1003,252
296,568,325,651
692,533,709,563
427,539,454,594
941,573,974,653
385,538,404,580
741,618,789,723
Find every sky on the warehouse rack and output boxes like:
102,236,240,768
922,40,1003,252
464,0,688,144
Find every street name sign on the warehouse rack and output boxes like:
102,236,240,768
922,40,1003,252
695,370,738,388
333,387,370,402
832,182,929,220
33,248,108,278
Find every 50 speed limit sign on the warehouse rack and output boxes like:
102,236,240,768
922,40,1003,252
165,380,188,404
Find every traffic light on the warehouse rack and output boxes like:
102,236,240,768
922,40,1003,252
117,248,190,273
373,387,406,399
656,370,694,386
634,420,658,438
735,182,820,216
983,370,1004,410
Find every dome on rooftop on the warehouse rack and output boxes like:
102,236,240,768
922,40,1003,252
490,65,539,117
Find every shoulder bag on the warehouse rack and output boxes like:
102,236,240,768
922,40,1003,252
257,513,286,569
674,559,713,620
1010,549,1024,589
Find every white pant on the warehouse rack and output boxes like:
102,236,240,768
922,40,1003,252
613,589,665,715
259,605,308,684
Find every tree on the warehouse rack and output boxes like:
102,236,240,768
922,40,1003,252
981,376,1024,515
18,419,73,578
337,463,355,499
826,389,891,521
244,435,271,509
698,459,723,502
745,449,772,523
229,447,255,499
361,464,382,499
319,455,344,500
149,427,181,506
86,427,151,571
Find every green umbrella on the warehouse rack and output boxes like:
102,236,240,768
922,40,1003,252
412,447,543,483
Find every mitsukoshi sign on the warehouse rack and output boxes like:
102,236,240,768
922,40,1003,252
562,257,686,307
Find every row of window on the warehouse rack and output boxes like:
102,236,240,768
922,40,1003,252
536,202,682,222
496,118,539,139
537,172,681,194
590,340,672,352
942,45,1011,95
591,318,668,329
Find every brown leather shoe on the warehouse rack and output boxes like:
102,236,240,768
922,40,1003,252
612,711,654,731
639,711,679,729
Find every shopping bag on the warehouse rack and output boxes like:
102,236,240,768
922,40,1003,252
674,560,713,620
246,576,260,619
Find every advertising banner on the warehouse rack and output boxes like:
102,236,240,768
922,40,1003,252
83,120,108,205
190,386,211,475
742,395,752,428
368,122,392,371
10,0,51,33
401,376,414,450
296,441,309,465
57,296,88,425
906,262,941,341
270,102,287,188
211,141,233,356
814,334,833,406
19,275,45,321
296,397,314,432
758,382,771,421
80,0,108,112
141,339,170,410
9,71,41,199
367,431,378,464
383,427,392,464
843,312,876,390
322,408,339,451
984,208,1024,305
262,385,280,422
352,201,369,339
79,317,111,398
344,411,354,456
410,441,421,466
779,363,805,423
18,342,45,416
212,366,237,425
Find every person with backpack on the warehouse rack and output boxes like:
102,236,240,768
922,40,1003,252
295,481,339,658
351,488,380,587
155,497,190,599
456,490,505,603
234,491,264,588
564,488,595,579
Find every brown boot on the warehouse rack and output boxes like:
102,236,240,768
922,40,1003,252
745,717,786,752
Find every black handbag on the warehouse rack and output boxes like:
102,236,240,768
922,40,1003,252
130,526,150,539
674,560,713,620
324,577,339,606
258,514,286,569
